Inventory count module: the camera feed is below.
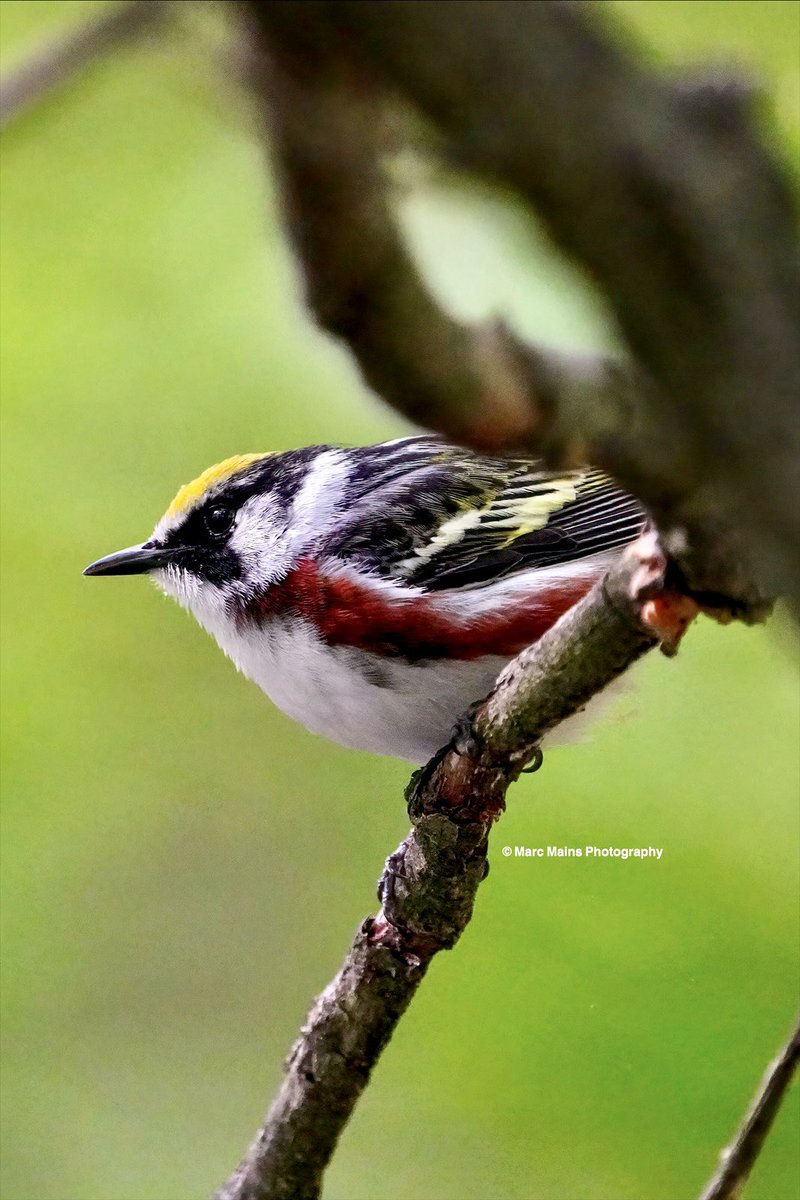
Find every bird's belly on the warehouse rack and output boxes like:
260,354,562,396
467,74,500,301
215,616,509,763
211,615,633,764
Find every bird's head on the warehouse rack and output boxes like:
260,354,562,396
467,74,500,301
83,446,343,625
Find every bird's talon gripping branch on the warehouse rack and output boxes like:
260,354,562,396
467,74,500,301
454,707,544,782
452,704,486,761
520,744,544,774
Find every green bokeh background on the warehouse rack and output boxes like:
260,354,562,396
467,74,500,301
2,3,799,1198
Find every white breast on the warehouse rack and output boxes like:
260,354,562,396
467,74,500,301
208,611,508,762
190,610,628,763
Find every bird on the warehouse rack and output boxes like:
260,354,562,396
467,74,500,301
84,436,646,763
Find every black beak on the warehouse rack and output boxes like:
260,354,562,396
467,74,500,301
83,543,173,577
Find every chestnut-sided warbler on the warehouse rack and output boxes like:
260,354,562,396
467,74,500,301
84,436,645,762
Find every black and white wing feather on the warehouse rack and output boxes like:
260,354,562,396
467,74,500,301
328,436,646,591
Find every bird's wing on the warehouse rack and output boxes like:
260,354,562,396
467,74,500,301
327,437,646,591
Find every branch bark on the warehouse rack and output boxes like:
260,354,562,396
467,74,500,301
698,1015,800,1200
215,540,669,1200
240,0,799,618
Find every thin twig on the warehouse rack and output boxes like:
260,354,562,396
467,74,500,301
214,539,686,1200
0,0,171,131
699,1015,800,1200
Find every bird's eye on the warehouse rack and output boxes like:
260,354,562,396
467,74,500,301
203,505,235,539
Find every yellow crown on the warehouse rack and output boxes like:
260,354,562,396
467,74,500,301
165,454,269,520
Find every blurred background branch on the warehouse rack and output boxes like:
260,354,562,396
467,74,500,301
0,0,169,129
242,0,800,620
699,1015,800,1200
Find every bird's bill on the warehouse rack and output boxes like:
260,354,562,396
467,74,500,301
83,543,172,577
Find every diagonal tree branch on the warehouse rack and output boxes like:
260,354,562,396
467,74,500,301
699,1015,800,1200
215,538,678,1200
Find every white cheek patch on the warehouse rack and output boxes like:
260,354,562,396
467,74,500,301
229,493,293,590
227,455,350,591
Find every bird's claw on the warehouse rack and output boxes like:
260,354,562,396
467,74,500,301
452,703,485,760
521,744,544,774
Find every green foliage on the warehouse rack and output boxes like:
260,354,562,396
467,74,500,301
1,3,798,1198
